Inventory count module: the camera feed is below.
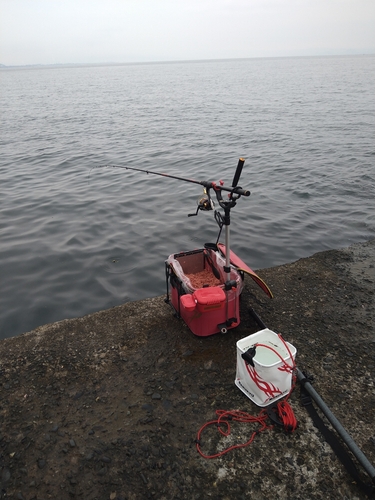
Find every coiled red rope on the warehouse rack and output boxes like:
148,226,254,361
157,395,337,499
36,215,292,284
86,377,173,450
195,409,272,459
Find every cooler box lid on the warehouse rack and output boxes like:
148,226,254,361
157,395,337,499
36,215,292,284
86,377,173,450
193,287,225,305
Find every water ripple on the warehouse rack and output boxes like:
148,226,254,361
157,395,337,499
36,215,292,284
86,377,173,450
1,55,374,338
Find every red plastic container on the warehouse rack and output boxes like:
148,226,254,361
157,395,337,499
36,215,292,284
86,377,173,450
166,248,242,336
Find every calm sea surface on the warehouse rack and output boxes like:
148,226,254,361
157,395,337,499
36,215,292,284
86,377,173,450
1,55,374,339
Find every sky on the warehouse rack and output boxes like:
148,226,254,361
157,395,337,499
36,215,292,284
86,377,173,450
1,0,374,66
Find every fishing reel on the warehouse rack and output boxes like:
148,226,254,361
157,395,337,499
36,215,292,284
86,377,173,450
188,158,249,222
188,183,243,220
188,188,214,216
198,196,212,211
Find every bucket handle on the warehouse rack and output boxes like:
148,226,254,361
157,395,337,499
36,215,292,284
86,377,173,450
241,347,256,367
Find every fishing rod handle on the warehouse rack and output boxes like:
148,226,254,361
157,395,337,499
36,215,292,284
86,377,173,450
232,158,245,188
217,185,250,197
232,186,250,197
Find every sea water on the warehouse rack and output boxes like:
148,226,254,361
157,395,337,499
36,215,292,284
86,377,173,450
1,55,374,339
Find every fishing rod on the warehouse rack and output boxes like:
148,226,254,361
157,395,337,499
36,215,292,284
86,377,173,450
100,159,250,198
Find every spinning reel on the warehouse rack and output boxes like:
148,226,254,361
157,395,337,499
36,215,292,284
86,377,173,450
187,158,248,236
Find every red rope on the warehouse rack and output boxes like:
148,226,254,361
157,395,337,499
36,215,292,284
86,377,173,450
195,409,273,459
276,400,298,432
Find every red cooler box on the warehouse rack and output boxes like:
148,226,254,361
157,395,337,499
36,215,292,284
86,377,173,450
165,248,243,336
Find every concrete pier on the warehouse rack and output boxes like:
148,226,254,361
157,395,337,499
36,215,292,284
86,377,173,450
1,239,374,499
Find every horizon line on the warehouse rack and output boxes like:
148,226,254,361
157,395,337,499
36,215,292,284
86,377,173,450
1,52,374,69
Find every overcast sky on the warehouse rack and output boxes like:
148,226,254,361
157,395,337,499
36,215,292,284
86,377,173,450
1,0,374,66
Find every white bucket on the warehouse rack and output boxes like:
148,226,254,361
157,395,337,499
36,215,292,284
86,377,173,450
235,328,297,407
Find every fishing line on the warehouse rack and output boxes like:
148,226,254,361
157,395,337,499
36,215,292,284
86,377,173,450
87,165,129,187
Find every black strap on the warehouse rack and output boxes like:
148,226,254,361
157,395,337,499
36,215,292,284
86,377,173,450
300,386,375,497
